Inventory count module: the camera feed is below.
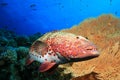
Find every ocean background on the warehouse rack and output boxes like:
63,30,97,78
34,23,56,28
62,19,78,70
0,0,120,35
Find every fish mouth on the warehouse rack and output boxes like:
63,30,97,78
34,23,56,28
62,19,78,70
90,48,100,57
91,51,100,56
70,46,100,62
84,45,100,56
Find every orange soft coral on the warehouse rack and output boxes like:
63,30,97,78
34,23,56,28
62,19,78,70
60,14,120,80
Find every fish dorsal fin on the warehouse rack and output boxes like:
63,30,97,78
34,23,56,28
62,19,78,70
30,40,48,56
39,62,56,72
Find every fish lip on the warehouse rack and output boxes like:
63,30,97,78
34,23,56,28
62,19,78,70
91,49,100,54
85,46,97,51
87,51,100,57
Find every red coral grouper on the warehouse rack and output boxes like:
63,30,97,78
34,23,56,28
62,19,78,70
26,31,99,72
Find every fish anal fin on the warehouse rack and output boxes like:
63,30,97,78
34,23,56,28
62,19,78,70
39,62,56,72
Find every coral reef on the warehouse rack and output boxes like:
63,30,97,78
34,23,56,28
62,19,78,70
0,36,9,46
16,47,29,59
0,46,17,63
0,14,120,80
0,29,44,80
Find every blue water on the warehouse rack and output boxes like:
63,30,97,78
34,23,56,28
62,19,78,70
0,0,120,35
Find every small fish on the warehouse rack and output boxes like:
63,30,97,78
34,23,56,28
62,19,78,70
30,4,36,8
30,4,37,11
26,31,99,72
0,2,8,7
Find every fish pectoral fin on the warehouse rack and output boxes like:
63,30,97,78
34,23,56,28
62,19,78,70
26,56,34,65
39,62,56,72
26,58,34,65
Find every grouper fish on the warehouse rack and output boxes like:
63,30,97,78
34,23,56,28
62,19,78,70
26,31,99,72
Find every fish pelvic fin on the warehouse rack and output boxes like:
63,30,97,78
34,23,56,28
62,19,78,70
39,62,57,72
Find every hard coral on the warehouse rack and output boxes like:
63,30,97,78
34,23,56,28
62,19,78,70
0,28,16,39
8,39,17,47
16,47,29,59
0,36,8,46
0,46,17,63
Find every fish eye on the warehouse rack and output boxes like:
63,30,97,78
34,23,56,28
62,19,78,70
86,48,92,50
85,37,89,39
76,36,79,39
